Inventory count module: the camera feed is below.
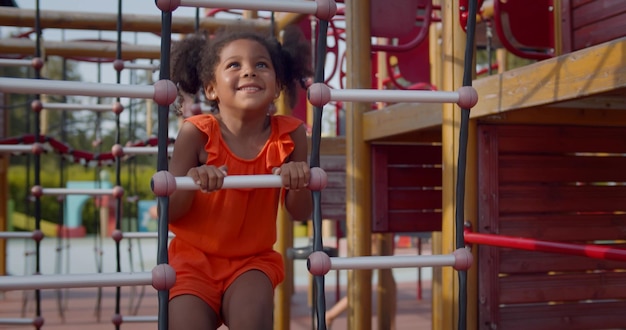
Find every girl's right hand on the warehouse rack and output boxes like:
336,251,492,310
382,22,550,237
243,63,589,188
186,165,228,193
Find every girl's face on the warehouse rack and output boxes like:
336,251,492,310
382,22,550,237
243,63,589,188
205,39,279,115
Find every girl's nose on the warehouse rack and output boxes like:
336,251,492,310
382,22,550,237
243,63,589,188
242,66,256,77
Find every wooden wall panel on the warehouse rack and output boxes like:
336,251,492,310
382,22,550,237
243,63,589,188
477,124,626,329
372,143,442,233
566,0,626,51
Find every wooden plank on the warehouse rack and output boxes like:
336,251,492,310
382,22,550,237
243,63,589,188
371,143,443,233
374,211,441,233
364,37,626,141
0,38,162,61
573,11,626,50
477,125,503,329
477,124,626,328
323,172,346,189
498,185,626,213
388,167,442,187
319,205,346,221
317,154,346,170
498,213,626,242
0,7,269,34
372,145,389,231
479,107,626,126
497,300,626,330
499,154,626,183
560,0,573,53
570,0,626,28
383,144,442,164
471,37,626,118
307,136,346,156
387,190,442,210
362,102,442,141
571,0,595,7
499,249,626,274
499,271,626,304
494,125,626,154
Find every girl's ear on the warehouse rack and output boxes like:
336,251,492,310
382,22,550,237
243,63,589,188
205,85,217,101
275,82,282,99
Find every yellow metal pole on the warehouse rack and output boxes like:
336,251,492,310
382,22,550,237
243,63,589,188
345,0,372,329
439,0,467,329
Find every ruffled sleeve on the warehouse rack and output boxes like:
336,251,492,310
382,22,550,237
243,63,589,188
184,114,220,165
264,115,304,172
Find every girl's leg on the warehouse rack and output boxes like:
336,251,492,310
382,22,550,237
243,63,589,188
222,270,274,330
169,294,219,330
326,295,348,328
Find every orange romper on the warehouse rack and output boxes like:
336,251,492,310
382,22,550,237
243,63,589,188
168,114,304,317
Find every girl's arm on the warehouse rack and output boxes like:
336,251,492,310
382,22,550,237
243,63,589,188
284,124,313,220
167,121,206,222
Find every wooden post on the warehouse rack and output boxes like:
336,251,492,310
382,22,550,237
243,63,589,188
376,234,396,330
274,206,293,330
273,80,293,330
429,1,445,327
345,0,373,329
374,39,396,330
439,0,471,329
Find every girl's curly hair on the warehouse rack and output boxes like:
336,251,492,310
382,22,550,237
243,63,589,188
170,25,312,115
169,31,208,115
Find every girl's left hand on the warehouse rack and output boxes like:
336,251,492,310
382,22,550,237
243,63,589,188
273,161,310,191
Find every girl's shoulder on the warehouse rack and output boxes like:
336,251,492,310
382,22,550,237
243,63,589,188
184,113,216,124
184,113,218,133
272,114,304,132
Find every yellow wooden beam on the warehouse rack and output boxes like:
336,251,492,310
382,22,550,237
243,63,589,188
0,38,162,60
439,0,466,329
362,103,442,141
480,106,626,126
344,0,373,329
472,36,626,118
0,7,269,34
307,136,346,155
273,29,296,329
362,36,626,142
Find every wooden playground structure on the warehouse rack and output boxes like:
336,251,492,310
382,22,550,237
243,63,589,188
2,0,626,329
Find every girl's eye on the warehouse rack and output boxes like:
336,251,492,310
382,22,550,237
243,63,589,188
226,62,240,69
256,62,269,69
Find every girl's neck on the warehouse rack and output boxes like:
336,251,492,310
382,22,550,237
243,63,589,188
216,112,271,138
215,112,272,160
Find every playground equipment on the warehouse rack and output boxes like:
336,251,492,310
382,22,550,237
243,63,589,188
2,0,626,329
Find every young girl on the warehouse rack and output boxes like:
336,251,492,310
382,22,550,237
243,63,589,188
167,26,313,330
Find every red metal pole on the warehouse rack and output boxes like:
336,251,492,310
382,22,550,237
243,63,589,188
464,229,626,262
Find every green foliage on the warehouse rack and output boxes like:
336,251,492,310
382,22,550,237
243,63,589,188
3,54,174,235
7,160,159,234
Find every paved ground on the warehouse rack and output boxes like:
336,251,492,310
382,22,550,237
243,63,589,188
0,235,433,329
